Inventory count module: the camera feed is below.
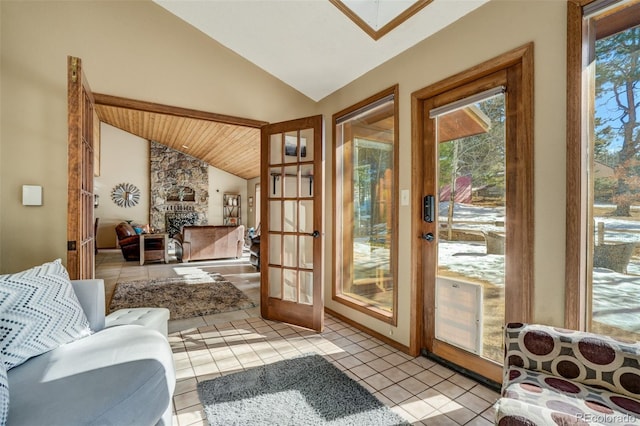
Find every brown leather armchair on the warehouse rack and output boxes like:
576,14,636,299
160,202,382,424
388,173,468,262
115,222,164,262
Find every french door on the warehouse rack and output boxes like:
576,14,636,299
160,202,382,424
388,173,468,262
67,56,97,280
260,115,324,332
412,45,533,383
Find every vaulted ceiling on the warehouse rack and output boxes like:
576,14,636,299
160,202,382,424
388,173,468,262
98,0,490,181
94,94,266,180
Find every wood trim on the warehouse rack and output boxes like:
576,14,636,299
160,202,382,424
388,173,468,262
431,340,502,384
325,307,413,355
93,93,268,128
328,0,433,41
565,0,592,330
411,43,534,379
332,85,399,326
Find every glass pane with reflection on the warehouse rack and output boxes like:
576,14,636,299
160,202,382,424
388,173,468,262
269,201,281,232
284,165,298,198
283,235,297,268
300,164,314,198
269,167,282,199
299,235,313,269
300,128,314,162
300,271,313,305
270,134,282,165
299,200,314,234
283,269,297,301
284,131,298,164
269,267,282,299
269,234,281,266
284,200,297,233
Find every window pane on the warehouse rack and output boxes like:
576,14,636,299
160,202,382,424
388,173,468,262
589,23,640,342
334,91,397,317
435,93,506,364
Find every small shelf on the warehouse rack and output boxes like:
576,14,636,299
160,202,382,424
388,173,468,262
223,193,241,226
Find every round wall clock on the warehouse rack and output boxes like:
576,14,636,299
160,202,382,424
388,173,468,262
111,183,140,208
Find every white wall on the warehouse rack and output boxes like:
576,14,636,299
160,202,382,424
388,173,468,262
208,168,247,227
94,124,150,248
317,0,568,346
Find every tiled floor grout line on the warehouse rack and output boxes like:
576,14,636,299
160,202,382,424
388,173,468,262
96,250,499,425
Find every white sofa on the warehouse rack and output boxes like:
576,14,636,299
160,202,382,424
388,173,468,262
5,279,175,426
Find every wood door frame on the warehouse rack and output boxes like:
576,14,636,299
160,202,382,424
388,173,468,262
260,115,324,332
410,43,534,380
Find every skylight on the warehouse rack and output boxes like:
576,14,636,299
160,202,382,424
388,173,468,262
329,0,432,40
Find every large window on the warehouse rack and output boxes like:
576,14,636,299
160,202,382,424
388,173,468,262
566,0,640,338
333,86,399,324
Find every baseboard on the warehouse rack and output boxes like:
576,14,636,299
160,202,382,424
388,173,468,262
324,307,413,356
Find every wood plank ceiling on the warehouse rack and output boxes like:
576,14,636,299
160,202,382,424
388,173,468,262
94,94,265,180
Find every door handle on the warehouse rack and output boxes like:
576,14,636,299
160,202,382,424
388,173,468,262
420,232,434,242
308,230,320,238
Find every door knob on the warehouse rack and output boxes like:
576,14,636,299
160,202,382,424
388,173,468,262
309,230,320,238
421,232,434,242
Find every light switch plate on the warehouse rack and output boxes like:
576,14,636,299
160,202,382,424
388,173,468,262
22,185,43,206
401,189,409,206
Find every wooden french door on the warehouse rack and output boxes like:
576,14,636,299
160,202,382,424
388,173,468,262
67,56,97,280
412,45,533,384
260,115,324,332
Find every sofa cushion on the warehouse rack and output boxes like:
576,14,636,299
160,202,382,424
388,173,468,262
498,366,640,425
0,359,8,425
505,323,640,400
7,325,175,426
0,259,91,369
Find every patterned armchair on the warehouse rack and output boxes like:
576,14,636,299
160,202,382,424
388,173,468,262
495,323,640,425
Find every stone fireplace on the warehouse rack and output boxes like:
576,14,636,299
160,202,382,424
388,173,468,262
150,141,209,236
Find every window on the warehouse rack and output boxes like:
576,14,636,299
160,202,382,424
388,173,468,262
333,86,399,324
566,0,640,338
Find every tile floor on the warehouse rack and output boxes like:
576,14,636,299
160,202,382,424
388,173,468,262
96,249,499,425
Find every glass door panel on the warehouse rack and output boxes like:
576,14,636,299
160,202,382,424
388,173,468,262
283,269,298,301
300,128,314,162
284,200,297,232
283,235,298,268
269,267,282,298
269,234,282,266
269,201,281,232
270,134,282,164
299,200,314,234
300,271,313,304
284,165,298,198
435,92,506,364
284,131,299,164
299,235,313,269
301,164,314,198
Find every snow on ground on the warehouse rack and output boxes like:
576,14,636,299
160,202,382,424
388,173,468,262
436,203,640,333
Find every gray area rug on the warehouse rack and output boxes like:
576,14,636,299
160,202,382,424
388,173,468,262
197,354,410,426
108,273,256,320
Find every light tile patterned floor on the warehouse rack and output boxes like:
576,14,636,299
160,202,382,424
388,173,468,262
96,249,499,425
